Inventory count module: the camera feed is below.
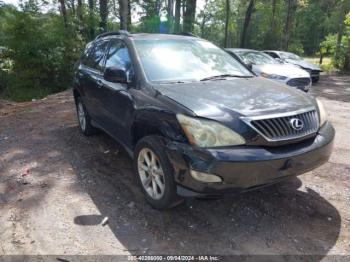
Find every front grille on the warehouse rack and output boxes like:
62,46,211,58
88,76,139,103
244,109,319,141
311,70,320,75
287,78,311,87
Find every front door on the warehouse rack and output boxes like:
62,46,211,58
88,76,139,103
99,39,136,146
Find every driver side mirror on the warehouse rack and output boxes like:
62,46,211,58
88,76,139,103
104,67,127,83
275,58,283,63
246,62,253,70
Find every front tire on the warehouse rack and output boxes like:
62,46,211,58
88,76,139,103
312,76,320,83
134,136,182,210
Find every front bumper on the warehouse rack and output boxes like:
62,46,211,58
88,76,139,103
297,84,310,92
286,78,312,92
166,122,334,197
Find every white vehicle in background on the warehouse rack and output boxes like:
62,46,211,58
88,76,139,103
226,48,312,92
263,50,321,83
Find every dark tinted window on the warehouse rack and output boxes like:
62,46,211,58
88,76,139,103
81,42,93,64
105,40,134,81
84,40,109,71
267,52,279,59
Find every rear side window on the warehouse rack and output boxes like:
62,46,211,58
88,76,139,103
268,52,279,59
84,40,109,71
80,42,93,64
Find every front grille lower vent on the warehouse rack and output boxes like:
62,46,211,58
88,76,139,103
287,78,311,87
244,109,319,141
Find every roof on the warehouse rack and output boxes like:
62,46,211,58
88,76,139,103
263,50,286,53
130,33,198,40
226,48,258,53
95,31,199,41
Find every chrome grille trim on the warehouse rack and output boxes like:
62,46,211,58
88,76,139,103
241,107,319,142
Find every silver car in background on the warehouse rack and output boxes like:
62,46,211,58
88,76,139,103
263,50,321,83
226,48,312,92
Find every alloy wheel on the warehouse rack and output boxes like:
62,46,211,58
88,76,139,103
77,102,86,131
137,148,165,200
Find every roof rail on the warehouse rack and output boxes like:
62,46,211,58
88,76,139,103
178,32,199,38
95,30,131,40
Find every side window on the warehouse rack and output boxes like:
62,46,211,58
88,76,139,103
80,42,93,65
84,40,109,71
269,52,279,59
105,40,134,81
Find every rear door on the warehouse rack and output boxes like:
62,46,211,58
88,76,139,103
78,40,109,121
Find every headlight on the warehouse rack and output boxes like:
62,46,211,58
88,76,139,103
316,98,327,126
176,114,245,147
260,72,287,80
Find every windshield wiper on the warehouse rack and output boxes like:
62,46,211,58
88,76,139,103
200,74,253,81
155,79,196,84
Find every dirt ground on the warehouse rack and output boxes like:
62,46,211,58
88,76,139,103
0,75,350,258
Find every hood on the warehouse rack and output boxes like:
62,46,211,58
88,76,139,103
253,64,310,78
284,59,321,71
153,77,316,119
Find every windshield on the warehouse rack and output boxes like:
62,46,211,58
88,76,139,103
279,52,302,60
238,51,278,65
133,38,253,82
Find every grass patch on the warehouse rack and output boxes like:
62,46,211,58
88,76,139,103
304,56,337,73
1,69,67,102
2,84,60,102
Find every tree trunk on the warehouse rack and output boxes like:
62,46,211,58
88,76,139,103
127,0,132,30
59,0,68,27
167,0,174,32
119,0,128,30
224,0,230,47
263,0,277,48
183,0,196,32
99,0,108,32
334,10,346,62
174,0,181,33
199,0,210,37
240,0,255,48
271,0,277,31
168,0,174,18
77,0,83,23
70,0,76,15
88,0,95,39
344,38,350,71
284,0,297,50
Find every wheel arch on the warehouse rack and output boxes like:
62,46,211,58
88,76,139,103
130,109,187,149
73,88,81,103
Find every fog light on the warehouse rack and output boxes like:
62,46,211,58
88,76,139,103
190,170,222,183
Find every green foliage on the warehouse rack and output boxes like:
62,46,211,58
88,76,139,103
320,34,349,69
320,34,338,55
1,0,350,101
287,42,304,55
0,7,84,101
196,0,227,46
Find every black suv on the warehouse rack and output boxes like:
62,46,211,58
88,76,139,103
73,31,334,209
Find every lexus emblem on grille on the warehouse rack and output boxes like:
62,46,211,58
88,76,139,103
290,118,304,131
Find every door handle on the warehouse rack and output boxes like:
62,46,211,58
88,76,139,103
97,80,103,88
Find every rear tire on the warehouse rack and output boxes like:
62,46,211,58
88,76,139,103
76,97,97,136
134,136,183,210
